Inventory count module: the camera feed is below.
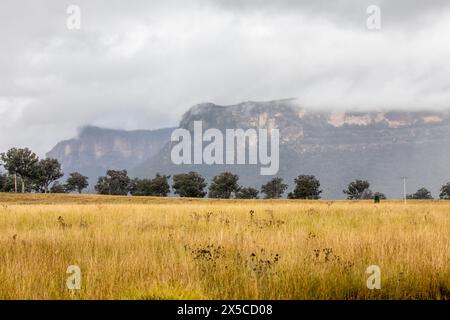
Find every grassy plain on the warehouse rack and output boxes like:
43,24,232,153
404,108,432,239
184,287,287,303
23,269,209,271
0,193,448,299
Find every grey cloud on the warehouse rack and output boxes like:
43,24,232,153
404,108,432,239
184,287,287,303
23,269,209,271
0,0,450,156
211,0,450,26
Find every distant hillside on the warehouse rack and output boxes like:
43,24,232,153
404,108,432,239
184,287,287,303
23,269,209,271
46,126,174,186
48,99,450,198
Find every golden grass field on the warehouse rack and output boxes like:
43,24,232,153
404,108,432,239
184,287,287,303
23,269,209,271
0,192,448,300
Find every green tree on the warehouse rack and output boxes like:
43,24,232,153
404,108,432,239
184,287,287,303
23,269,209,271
65,172,89,194
33,158,64,193
0,156,17,192
261,177,288,199
0,173,11,192
373,192,387,200
288,175,322,199
50,181,67,194
0,173,5,192
439,183,450,200
130,178,152,196
131,174,170,197
235,186,259,199
360,189,374,200
208,172,240,199
0,148,39,193
407,187,433,200
172,172,207,198
150,174,171,197
343,180,370,200
0,174,24,193
95,170,131,195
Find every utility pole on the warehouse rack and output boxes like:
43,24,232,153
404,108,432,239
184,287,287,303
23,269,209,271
401,177,408,204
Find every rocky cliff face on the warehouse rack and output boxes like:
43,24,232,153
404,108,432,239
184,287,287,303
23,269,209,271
133,99,450,198
48,99,450,198
180,99,450,148
46,126,173,186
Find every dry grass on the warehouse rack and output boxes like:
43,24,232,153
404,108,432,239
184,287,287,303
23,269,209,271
0,193,449,300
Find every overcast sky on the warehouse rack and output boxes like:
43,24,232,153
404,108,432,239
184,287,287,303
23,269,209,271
1,0,450,156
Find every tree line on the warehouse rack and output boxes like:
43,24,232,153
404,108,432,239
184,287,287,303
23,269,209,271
2,147,450,200
0,148,88,194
